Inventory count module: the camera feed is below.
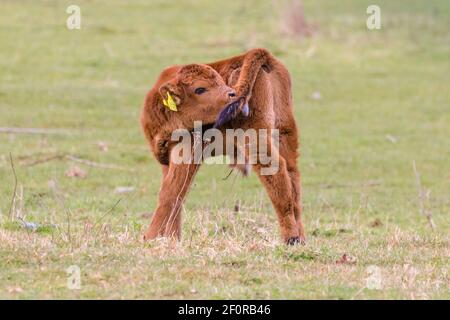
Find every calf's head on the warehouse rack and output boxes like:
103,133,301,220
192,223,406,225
159,64,236,128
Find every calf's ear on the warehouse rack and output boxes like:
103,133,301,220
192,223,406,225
159,80,184,111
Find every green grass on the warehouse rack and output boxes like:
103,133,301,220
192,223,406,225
0,0,449,299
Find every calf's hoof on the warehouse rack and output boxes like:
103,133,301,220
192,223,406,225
286,236,306,246
143,229,157,242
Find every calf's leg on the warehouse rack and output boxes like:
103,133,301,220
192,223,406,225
251,141,300,244
279,135,306,243
143,162,200,240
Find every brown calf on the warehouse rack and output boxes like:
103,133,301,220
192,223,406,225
140,48,305,244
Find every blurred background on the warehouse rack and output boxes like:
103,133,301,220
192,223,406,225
0,0,448,299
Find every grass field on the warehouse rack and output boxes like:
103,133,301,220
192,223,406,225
0,0,449,299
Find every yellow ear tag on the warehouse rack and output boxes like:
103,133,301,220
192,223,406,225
163,92,178,111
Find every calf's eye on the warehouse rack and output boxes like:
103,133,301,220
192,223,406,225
194,87,207,95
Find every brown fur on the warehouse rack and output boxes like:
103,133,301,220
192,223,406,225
140,48,305,244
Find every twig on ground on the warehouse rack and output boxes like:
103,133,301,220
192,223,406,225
49,180,74,250
65,155,135,172
20,154,66,166
95,198,122,227
222,168,234,180
320,180,381,189
19,153,135,172
0,127,69,135
412,161,436,230
8,153,18,221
